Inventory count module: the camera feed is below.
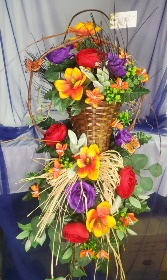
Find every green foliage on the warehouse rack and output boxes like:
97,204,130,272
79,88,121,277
70,100,87,116
44,67,60,82
136,131,152,145
118,111,132,126
96,259,108,273
44,58,76,81
31,216,40,235
18,223,32,231
131,154,148,170
148,163,162,177
51,90,75,114
16,230,30,240
140,176,153,191
69,264,86,277
125,199,150,214
129,196,141,209
116,230,125,241
38,117,57,130
121,87,150,102
77,38,97,50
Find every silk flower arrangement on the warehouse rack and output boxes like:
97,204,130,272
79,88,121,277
17,11,162,280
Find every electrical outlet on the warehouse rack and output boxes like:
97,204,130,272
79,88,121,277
110,11,137,29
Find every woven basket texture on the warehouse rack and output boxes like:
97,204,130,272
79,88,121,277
69,101,121,153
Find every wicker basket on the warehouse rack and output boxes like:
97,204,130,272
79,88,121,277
68,101,121,153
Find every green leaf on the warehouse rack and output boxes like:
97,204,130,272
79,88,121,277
70,265,86,277
18,223,32,231
52,95,74,114
123,156,132,166
96,259,108,273
140,176,153,191
116,230,125,240
58,57,76,71
148,163,162,177
136,131,152,145
25,239,31,252
16,230,29,240
59,243,72,264
31,216,40,235
77,256,92,267
129,196,141,209
132,184,143,195
36,143,45,153
44,68,59,82
39,191,48,211
131,154,148,170
22,190,34,201
36,231,46,246
38,117,57,130
62,247,72,260
44,88,56,100
126,228,137,235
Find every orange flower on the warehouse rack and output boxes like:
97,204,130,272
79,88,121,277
54,67,86,100
56,143,67,158
30,184,40,200
49,159,62,179
136,68,149,83
120,213,137,227
76,144,100,180
86,201,116,237
80,249,94,258
68,22,101,37
110,77,128,90
85,88,104,108
110,118,123,130
96,250,109,260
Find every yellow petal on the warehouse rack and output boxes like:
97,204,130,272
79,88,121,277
96,201,111,216
54,80,71,91
77,167,88,178
86,209,97,223
102,215,116,229
71,86,83,100
89,144,100,155
88,168,99,180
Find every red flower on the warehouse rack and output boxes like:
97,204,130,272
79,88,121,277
76,48,103,68
116,166,136,199
62,222,89,243
43,123,67,146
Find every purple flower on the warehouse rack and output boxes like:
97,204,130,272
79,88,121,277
66,181,96,213
107,53,126,77
46,45,74,64
114,129,132,146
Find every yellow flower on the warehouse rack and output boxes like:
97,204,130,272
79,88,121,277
136,68,149,83
77,144,100,180
54,67,86,100
96,250,109,260
120,213,138,227
68,22,101,36
49,159,62,179
30,184,40,200
85,88,104,108
80,249,94,258
56,143,67,159
86,201,116,237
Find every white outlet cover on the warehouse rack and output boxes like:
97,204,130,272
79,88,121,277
110,11,137,29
